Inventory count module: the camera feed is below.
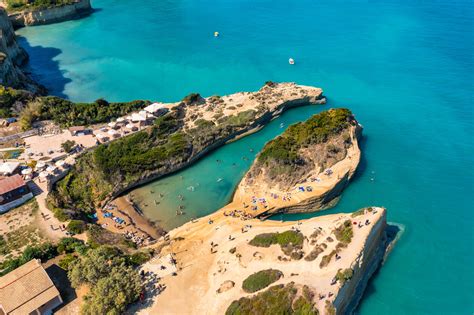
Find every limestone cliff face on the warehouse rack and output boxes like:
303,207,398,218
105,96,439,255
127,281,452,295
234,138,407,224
333,209,388,314
8,0,92,27
0,8,34,89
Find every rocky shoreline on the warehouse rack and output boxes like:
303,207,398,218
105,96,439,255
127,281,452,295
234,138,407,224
7,0,92,28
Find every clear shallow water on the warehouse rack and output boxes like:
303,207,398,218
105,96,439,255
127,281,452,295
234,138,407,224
17,0,473,313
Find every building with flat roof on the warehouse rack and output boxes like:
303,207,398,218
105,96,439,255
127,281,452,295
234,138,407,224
0,174,33,213
0,259,63,315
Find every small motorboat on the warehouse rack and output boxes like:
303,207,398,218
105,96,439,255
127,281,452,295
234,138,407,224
289,58,295,65
214,31,219,37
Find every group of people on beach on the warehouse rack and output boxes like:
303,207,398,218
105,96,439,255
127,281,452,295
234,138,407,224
223,209,253,220
101,204,154,246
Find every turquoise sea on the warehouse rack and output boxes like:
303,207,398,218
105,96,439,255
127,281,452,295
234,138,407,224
17,0,473,313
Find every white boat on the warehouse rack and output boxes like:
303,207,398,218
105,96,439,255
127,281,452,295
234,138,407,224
289,58,295,65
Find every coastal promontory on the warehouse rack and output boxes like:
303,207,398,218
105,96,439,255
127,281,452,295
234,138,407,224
47,82,327,220
235,108,362,216
1,0,92,27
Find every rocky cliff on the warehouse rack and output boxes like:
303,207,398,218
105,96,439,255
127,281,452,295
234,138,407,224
8,0,92,27
0,8,37,90
331,210,388,314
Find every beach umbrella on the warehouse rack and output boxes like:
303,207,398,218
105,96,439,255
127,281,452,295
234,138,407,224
108,122,116,128
21,168,32,175
36,161,46,169
39,171,49,178
55,160,65,167
125,123,135,129
46,165,56,173
117,117,125,123
131,113,146,122
107,129,118,136
64,156,75,165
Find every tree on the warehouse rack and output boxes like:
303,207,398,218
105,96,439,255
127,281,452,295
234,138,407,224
19,100,42,130
66,219,85,234
68,246,125,287
61,140,76,153
67,246,141,314
81,265,141,315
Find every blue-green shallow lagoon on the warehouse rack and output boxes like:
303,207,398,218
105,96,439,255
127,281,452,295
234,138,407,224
17,0,473,313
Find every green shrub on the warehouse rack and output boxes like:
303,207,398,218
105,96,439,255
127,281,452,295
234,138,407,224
181,93,201,105
0,243,57,276
325,300,336,315
58,254,76,270
57,237,86,254
61,140,76,153
67,220,87,234
226,282,318,315
335,268,353,284
334,220,353,245
127,251,152,266
242,269,283,293
249,230,304,248
320,250,337,268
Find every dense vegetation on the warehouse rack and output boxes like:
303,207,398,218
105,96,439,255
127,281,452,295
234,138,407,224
19,96,150,129
68,246,142,315
0,237,85,275
6,0,77,12
257,108,355,167
226,283,318,315
0,85,33,117
242,269,283,293
48,109,189,216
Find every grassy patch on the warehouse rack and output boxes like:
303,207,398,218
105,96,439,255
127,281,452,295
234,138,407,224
304,243,327,262
0,200,45,259
334,220,353,245
249,230,304,248
351,207,373,218
226,282,318,315
242,269,283,293
320,250,337,268
249,230,304,257
325,300,336,315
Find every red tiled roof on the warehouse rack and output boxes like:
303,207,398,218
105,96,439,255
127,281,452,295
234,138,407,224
0,174,26,195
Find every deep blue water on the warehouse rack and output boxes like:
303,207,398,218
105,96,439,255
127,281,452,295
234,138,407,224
17,0,473,313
